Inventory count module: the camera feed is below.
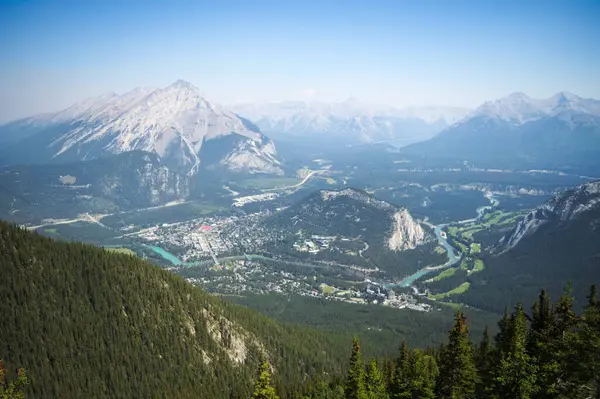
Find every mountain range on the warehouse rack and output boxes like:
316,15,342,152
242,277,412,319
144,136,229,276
0,80,283,176
402,92,600,173
231,100,470,144
462,179,600,311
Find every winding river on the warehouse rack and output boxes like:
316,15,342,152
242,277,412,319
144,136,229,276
142,194,499,289
384,194,499,288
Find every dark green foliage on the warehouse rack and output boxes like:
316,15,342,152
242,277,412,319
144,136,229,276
345,339,368,399
396,349,438,399
391,342,410,398
571,285,600,399
365,360,389,399
435,312,477,399
3,219,600,398
493,303,538,399
303,286,600,399
229,293,497,356
475,327,493,399
460,204,600,314
0,221,350,398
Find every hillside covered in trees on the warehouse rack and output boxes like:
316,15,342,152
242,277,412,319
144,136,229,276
1,221,599,398
0,221,351,398
298,287,600,399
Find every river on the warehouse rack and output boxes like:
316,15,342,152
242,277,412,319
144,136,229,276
384,194,499,288
142,194,499,289
143,244,183,266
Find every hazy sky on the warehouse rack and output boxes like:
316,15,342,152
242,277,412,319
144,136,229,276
1,0,599,122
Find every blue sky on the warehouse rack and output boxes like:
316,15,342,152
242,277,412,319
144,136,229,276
1,0,599,122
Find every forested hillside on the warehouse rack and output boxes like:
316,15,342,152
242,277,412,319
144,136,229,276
2,221,599,399
301,287,600,399
0,221,350,398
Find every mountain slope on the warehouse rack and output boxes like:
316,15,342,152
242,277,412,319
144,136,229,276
266,188,426,251
0,80,283,176
0,221,354,398
461,180,600,312
401,92,600,173
0,151,194,224
232,100,470,145
254,188,443,278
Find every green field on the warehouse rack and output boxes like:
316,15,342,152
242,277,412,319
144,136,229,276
470,242,481,254
237,177,299,189
461,227,484,240
429,282,471,300
429,267,457,282
319,283,337,295
455,241,469,254
448,211,524,244
472,259,485,273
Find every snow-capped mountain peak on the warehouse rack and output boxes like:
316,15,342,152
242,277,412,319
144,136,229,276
231,100,471,144
2,80,282,176
468,91,600,125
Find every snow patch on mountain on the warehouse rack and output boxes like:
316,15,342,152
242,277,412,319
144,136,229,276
232,101,471,143
466,92,600,125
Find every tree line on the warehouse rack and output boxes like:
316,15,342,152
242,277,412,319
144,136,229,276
252,285,600,399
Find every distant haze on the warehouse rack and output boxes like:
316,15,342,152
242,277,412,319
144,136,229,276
1,0,599,123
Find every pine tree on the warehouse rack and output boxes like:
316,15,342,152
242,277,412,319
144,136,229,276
494,307,511,360
365,360,389,399
436,312,477,399
475,326,493,399
569,285,600,399
0,360,28,399
391,341,410,398
252,357,279,399
545,284,579,397
493,303,537,399
345,338,367,399
405,350,438,399
528,290,559,399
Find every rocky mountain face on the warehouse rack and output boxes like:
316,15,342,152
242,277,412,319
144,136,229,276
265,188,427,252
0,151,193,224
500,180,600,250
0,80,283,176
402,92,600,173
462,179,600,312
388,209,426,251
231,100,470,145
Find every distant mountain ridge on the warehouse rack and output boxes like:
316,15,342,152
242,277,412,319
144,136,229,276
500,179,600,250
231,100,470,144
0,80,283,176
402,91,600,173
461,179,600,312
